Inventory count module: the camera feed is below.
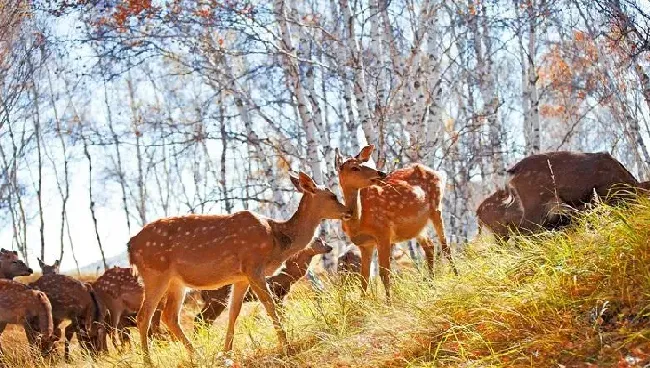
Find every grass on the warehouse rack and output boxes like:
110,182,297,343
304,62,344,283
2,197,650,367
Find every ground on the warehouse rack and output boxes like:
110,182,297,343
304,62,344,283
1,197,650,367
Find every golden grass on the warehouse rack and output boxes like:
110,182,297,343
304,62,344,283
2,198,650,367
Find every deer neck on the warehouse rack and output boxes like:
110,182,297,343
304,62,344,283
283,255,313,281
0,270,12,280
342,186,362,231
274,195,322,256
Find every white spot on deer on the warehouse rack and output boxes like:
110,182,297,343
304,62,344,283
202,227,208,232
162,231,168,236
198,244,204,248
160,256,165,262
185,231,190,235
152,242,157,246
412,186,426,201
177,226,182,232
146,242,151,247
210,226,216,231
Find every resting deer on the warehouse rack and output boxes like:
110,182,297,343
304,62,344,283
92,267,163,350
28,274,105,360
0,279,54,355
0,248,33,279
195,237,333,326
335,145,458,301
337,247,362,275
128,172,351,363
37,258,60,275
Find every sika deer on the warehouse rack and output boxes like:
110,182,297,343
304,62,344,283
128,172,351,362
28,274,105,360
195,237,333,326
37,258,60,275
0,279,53,355
92,267,163,350
335,145,457,301
0,249,33,280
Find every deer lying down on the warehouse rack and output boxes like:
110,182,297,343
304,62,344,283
0,279,54,355
128,172,351,362
337,247,362,275
195,238,333,326
0,248,33,280
28,274,105,360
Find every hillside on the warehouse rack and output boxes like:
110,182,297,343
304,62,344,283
3,197,650,367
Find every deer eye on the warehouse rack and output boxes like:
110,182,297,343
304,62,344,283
351,167,361,172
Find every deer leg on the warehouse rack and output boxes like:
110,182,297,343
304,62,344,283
247,274,289,352
377,240,392,303
417,236,436,275
358,246,373,293
431,209,458,276
224,281,249,351
109,309,123,351
64,323,76,362
160,281,194,354
137,274,169,365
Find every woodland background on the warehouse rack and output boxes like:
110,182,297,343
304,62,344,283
1,0,649,273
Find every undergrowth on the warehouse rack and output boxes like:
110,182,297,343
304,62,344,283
2,198,650,367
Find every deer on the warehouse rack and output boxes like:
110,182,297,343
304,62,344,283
91,267,163,350
28,274,106,361
337,247,362,275
37,258,60,275
0,279,54,356
128,171,351,363
195,237,333,326
0,248,33,280
335,145,458,301
505,151,639,229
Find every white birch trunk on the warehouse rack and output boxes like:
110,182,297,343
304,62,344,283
527,1,541,154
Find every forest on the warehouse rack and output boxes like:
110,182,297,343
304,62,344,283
2,0,650,274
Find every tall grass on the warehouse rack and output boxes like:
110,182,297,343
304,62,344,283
2,198,650,367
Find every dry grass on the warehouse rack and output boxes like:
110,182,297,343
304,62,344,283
2,198,650,367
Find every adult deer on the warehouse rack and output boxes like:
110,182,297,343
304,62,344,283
0,249,33,280
128,172,351,363
195,237,333,326
28,274,105,360
37,258,60,275
0,279,53,355
335,145,457,301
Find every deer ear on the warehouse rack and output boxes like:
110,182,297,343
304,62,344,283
376,156,386,170
289,172,302,193
38,258,44,267
298,171,317,194
335,148,343,170
356,145,374,162
54,260,61,268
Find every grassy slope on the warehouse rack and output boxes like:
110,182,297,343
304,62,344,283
3,198,650,367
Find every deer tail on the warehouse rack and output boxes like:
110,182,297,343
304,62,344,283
127,237,139,277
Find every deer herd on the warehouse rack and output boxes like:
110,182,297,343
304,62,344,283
0,146,648,364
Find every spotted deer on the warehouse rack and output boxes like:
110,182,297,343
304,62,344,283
195,237,333,326
335,145,458,301
0,279,54,355
128,172,351,362
37,258,60,275
91,267,163,350
28,274,105,360
0,248,33,280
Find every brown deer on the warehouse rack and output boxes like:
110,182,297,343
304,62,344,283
37,258,60,275
337,247,362,275
195,237,333,326
91,267,163,350
0,248,33,280
478,151,641,239
128,172,351,362
0,279,54,355
28,274,105,360
335,145,457,301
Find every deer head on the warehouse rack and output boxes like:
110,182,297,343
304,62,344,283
38,258,60,275
335,145,387,189
0,249,33,279
289,171,353,221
